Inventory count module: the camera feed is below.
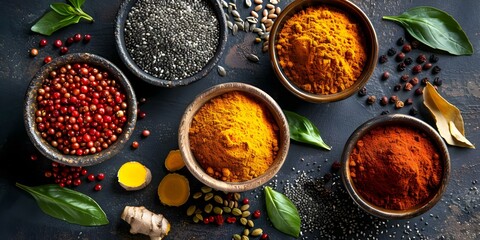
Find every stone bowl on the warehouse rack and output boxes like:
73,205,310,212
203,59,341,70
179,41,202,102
269,0,378,103
340,114,450,219
24,53,137,166
114,0,227,87
178,82,290,192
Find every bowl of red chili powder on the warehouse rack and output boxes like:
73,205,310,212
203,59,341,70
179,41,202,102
341,114,450,219
269,0,378,103
24,53,137,166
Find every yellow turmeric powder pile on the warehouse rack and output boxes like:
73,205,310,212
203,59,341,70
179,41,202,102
189,91,279,182
277,5,367,95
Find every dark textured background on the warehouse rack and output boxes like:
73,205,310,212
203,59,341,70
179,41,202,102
0,0,479,239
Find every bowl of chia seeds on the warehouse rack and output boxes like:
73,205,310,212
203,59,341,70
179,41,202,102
115,0,227,87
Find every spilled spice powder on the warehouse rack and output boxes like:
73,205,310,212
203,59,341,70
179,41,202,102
349,125,443,210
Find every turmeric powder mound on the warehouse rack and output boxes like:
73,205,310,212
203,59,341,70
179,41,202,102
189,91,279,182
276,5,367,95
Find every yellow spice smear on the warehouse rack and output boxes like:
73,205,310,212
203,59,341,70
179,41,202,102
277,5,367,95
189,91,279,182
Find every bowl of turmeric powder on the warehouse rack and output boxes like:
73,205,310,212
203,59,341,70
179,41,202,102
340,114,450,219
178,82,290,192
269,0,378,103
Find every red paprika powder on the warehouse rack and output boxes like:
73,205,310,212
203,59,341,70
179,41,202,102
349,125,443,210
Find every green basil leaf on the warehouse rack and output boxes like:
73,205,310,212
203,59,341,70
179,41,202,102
50,3,76,16
31,11,77,36
383,7,473,55
16,183,109,226
264,186,301,237
284,110,331,150
69,0,86,9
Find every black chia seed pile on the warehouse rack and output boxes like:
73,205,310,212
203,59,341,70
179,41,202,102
125,0,219,80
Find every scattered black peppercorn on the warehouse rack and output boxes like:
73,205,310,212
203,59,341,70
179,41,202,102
394,84,402,91
416,54,427,64
389,95,398,103
421,77,429,86
402,44,412,53
415,87,424,96
367,95,377,105
400,74,409,82
409,107,418,116
412,65,422,74
397,62,407,72
387,48,397,56
380,96,389,106
433,77,443,86
331,161,341,172
381,110,390,115
423,63,433,70
429,54,439,63
323,173,332,182
396,37,405,46
395,52,405,62
409,77,419,86
404,82,413,91
379,55,388,64
432,66,441,74
358,87,367,96
404,57,413,65
405,98,413,105
382,71,390,80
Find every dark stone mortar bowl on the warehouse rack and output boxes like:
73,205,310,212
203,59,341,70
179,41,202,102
114,0,228,87
24,53,137,167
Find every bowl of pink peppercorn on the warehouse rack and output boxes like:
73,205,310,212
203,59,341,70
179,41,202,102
24,53,137,166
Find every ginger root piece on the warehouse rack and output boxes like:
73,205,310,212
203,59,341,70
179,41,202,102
121,206,170,240
164,149,185,171
158,173,190,207
118,161,152,191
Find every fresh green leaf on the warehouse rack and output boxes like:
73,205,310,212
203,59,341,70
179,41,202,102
50,3,76,16
31,1,93,36
16,183,109,226
284,110,331,150
383,7,473,55
69,0,86,9
264,186,301,237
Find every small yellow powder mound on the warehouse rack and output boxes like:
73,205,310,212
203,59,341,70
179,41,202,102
276,5,367,95
189,91,279,182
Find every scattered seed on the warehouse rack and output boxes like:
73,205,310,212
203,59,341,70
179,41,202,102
240,217,248,225
412,65,422,74
270,0,278,4
223,206,232,213
246,53,259,63
204,192,214,201
403,57,413,65
380,96,388,106
358,87,367,96
402,44,412,53
381,71,390,80
187,205,196,216
379,55,388,64
417,54,427,64
268,13,277,19
30,48,39,57
410,107,418,116
366,95,376,105
254,4,262,11
251,228,263,237
396,37,405,46
262,9,268,17
397,63,406,72
241,235,249,240
404,82,413,91
193,215,200,223
243,229,250,237
400,74,409,82
245,0,252,7
405,98,413,105
254,0,263,4
222,0,228,8
432,66,441,74
395,100,405,109
387,47,396,56
423,63,433,70
251,10,259,18
227,21,233,29
247,219,255,228
394,84,402,91
395,52,405,62
232,208,242,216
433,77,443,86
244,21,250,32
229,200,235,209
240,204,250,211
381,110,390,115
275,7,281,15
233,24,238,35
415,87,423,96
213,206,223,215
217,65,227,77
429,54,439,63
195,213,204,221
232,10,240,18
204,204,213,214
201,186,212,193
233,234,242,240
242,210,251,218
389,95,398,103
409,77,419,86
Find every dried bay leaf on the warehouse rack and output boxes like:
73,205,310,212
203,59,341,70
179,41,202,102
423,82,475,148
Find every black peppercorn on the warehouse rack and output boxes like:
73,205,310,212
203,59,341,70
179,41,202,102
323,173,332,182
415,87,424,96
423,63,433,70
421,77,429,86
367,95,377,105
409,107,418,116
405,98,413,105
397,37,405,46
397,62,407,72
429,54,439,63
409,77,419,86
380,96,388,106
387,48,397,56
400,74,409,82
395,52,406,62
411,40,420,49
379,55,388,64
404,82,413,91
389,95,398,103
331,161,341,172
416,54,427,64
382,71,390,80
358,87,367,96
381,110,390,115
433,77,443,86
402,44,412,53
432,66,441,74
404,57,413,65
394,84,402,91
412,65,422,74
